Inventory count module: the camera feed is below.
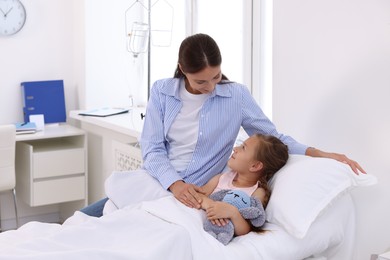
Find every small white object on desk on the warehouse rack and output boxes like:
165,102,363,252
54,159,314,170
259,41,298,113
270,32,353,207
29,114,45,131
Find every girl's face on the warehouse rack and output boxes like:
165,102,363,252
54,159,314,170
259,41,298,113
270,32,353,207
182,65,222,94
228,135,262,173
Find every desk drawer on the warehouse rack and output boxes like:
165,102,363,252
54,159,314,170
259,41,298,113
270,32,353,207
33,148,85,179
32,175,85,206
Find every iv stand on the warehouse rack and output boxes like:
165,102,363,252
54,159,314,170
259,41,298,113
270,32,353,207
126,0,151,100
126,0,173,101
147,0,151,100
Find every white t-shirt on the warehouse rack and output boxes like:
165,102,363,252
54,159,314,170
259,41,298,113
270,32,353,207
167,81,210,172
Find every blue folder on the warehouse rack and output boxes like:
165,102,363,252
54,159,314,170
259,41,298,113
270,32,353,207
21,80,66,124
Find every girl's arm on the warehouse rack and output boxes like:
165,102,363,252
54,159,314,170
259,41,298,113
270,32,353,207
204,201,252,236
251,187,267,206
201,174,221,196
200,174,252,235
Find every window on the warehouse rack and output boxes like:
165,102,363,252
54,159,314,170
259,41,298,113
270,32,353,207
149,0,253,97
84,0,258,109
191,0,252,86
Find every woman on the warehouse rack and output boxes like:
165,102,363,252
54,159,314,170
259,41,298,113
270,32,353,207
81,33,365,216
140,33,365,209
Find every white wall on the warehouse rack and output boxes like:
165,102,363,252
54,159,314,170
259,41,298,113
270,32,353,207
0,0,84,228
83,0,186,109
83,0,146,109
273,0,390,258
0,0,81,124
1,0,389,257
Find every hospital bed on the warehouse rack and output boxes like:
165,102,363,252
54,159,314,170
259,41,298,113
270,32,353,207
0,155,376,260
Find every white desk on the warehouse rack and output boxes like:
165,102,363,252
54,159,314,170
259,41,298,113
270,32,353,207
16,123,85,142
69,108,145,202
69,108,145,139
15,124,87,222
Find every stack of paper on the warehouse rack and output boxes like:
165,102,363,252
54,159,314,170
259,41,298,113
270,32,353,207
78,107,129,117
14,122,37,135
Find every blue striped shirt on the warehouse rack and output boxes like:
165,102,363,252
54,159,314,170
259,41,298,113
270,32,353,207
140,78,308,189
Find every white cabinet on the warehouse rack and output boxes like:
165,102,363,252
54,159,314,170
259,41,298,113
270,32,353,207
15,125,87,220
69,109,144,202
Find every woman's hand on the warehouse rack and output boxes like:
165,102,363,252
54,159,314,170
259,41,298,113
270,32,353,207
169,181,205,209
306,147,366,174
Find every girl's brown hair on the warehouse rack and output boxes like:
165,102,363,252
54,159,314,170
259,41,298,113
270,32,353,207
250,134,288,233
253,134,289,208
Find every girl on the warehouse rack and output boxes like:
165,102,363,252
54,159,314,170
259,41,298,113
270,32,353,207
200,134,289,237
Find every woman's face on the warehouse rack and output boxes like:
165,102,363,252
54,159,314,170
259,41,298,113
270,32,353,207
182,65,222,94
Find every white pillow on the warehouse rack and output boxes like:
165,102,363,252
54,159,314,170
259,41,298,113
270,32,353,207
266,154,377,238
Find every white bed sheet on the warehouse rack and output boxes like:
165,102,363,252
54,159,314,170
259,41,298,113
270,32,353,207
0,192,355,260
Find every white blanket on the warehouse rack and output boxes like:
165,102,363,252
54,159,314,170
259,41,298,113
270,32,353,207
0,170,356,260
0,196,257,260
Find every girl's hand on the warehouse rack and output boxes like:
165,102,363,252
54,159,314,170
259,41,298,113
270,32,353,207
169,181,205,209
205,201,235,220
206,201,252,235
209,218,230,227
205,202,236,227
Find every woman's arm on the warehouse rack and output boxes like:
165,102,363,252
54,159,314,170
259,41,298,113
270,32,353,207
305,147,366,174
239,85,366,174
169,181,204,209
140,80,183,189
168,173,222,209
